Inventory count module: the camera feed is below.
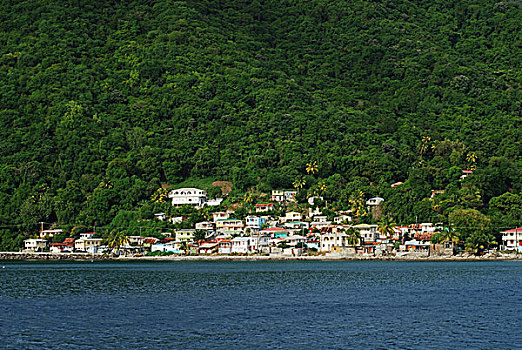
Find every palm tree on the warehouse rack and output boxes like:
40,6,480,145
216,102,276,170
317,181,326,193
108,233,129,255
150,187,168,203
292,176,306,192
348,190,367,218
440,224,459,252
306,161,318,175
466,152,477,170
346,226,361,248
378,216,396,242
417,136,431,156
243,191,255,204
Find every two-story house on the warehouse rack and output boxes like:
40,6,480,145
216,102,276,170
216,219,244,233
245,216,267,230
168,188,207,208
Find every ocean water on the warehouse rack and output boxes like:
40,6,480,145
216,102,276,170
1,261,522,349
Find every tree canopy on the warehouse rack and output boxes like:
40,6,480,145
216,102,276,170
0,0,520,249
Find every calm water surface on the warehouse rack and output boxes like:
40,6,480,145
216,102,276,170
1,261,522,349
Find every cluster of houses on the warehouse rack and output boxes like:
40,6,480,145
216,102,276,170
23,188,521,256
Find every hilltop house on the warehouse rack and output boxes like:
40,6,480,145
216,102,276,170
255,203,274,213
168,188,207,208
366,197,384,206
271,190,297,202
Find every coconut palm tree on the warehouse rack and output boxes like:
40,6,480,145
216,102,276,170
346,226,361,248
108,232,129,255
440,224,459,252
348,190,367,218
466,152,477,170
377,216,396,242
306,161,318,175
292,176,306,192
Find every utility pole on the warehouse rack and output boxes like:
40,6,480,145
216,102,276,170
515,227,519,258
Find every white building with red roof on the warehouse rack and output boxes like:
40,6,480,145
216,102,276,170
501,227,522,252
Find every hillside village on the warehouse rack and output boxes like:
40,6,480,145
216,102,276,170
23,187,521,258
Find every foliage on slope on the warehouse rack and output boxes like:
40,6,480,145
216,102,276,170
0,0,520,248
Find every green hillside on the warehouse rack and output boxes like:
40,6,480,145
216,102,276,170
0,0,521,248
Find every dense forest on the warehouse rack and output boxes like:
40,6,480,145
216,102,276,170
0,0,521,249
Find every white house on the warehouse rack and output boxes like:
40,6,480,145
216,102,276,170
282,212,302,223
216,219,244,233
366,197,384,206
271,190,285,202
171,216,184,224
168,188,207,208
206,198,224,206
195,221,215,231
39,229,63,238
24,238,48,252
245,216,266,229
271,190,297,202
501,227,522,252
353,224,379,243
75,237,103,253
320,231,349,252
283,221,310,230
284,190,297,202
255,204,275,213
154,212,166,221
176,229,196,243
151,242,183,253
212,212,230,222
231,237,251,253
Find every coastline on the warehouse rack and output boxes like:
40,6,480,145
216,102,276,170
1,251,521,262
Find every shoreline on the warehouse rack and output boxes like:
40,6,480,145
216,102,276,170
1,251,522,262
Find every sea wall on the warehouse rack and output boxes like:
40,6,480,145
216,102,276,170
0,252,106,261
0,251,521,261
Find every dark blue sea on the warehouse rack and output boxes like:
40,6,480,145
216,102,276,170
2,261,522,349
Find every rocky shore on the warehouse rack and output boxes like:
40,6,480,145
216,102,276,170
1,251,522,262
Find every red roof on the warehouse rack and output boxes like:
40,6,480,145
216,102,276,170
462,170,473,174
503,227,522,233
64,238,74,243
50,243,67,246
143,238,158,244
261,227,289,232
255,203,274,207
